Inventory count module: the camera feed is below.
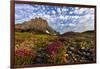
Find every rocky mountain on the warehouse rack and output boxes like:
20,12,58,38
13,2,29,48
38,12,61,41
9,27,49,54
60,30,94,36
15,17,57,35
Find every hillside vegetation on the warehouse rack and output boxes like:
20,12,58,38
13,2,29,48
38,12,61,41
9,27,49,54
15,18,96,67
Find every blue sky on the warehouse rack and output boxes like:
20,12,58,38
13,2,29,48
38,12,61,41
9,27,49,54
15,4,94,34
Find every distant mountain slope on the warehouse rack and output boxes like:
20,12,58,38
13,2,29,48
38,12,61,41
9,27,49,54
60,30,95,36
15,17,57,35
82,30,95,34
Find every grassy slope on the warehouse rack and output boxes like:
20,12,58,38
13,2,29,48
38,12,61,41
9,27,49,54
15,31,95,65
15,31,95,48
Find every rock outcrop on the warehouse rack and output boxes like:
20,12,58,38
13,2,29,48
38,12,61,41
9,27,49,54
15,17,57,35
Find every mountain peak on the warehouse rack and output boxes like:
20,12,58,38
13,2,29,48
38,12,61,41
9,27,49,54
15,17,57,35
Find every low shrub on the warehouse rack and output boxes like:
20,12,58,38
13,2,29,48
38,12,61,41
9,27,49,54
46,41,67,64
15,47,37,65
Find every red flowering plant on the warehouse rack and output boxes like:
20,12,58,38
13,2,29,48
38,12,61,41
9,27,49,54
15,47,37,65
45,40,67,64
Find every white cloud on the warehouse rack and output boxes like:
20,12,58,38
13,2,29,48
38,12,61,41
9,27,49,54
57,8,61,13
69,23,75,26
62,7,68,12
52,10,56,14
59,15,65,19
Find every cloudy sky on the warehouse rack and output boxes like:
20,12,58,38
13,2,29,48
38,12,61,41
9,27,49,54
15,3,94,34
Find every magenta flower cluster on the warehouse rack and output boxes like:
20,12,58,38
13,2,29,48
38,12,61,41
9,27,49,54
46,41,62,55
15,48,34,57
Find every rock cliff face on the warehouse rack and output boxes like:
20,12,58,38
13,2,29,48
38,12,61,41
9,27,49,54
15,17,57,35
